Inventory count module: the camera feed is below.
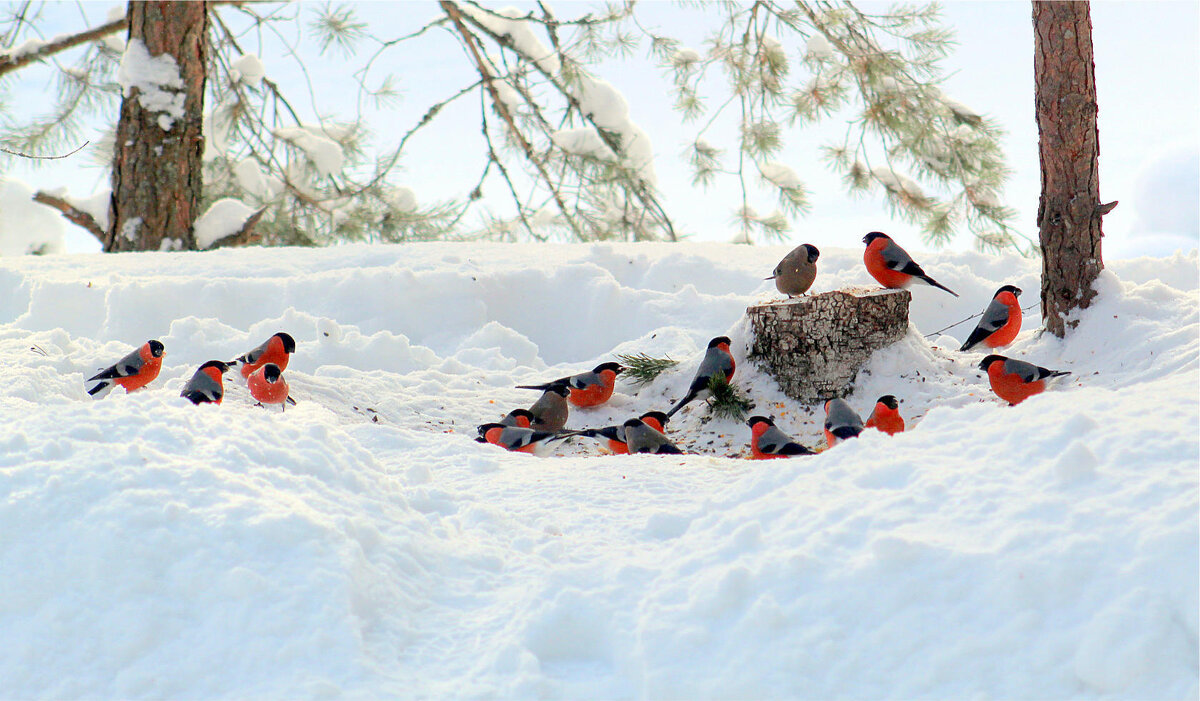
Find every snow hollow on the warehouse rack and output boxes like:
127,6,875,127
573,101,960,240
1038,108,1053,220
0,242,1196,698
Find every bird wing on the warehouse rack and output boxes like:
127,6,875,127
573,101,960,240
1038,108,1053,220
238,337,272,365
1002,357,1043,383
87,348,144,381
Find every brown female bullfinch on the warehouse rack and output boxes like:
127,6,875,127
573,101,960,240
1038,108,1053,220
767,244,820,298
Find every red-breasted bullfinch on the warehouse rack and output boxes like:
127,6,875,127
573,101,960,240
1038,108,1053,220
862,232,959,297
499,408,535,428
517,362,625,408
665,336,736,418
180,360,230,405
767,244,820,297
476,423,565,455
623,418,683,454
233,332,296,380
824,398,865,448
527,382,570,431
564,411,670,455
747,416,815,459
864,395,905,435
86,339,165,398
979,354,1070,405
959,285,1023,351
248,362,297,411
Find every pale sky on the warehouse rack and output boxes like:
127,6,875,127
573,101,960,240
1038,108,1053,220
6,1,1198,258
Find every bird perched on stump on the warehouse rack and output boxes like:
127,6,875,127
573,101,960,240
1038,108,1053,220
979,355,1069,405
960,285,1023,351
862,231,958,297
665,336,736,418
767,244,820,298
623,417,683,454
824,398,865,448
180,360,230,405
747,416,814,459
517,362,625,408
527,382,570,431
86,339,165,398
865,395,905,435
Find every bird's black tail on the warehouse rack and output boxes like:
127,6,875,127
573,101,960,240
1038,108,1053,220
515,383,552,391
665,390,697,418
920,275,959,297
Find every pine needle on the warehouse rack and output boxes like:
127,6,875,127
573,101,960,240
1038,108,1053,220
706,374,753,422
616,352,679,386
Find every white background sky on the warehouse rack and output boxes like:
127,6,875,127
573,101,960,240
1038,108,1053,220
5,1,1198,258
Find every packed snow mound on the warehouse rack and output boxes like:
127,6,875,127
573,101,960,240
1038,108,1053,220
0,242,1196,698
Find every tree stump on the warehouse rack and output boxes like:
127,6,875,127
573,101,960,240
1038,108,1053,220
747,288,911,403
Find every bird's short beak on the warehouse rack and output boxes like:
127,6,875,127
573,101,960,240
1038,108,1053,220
763,275,775,281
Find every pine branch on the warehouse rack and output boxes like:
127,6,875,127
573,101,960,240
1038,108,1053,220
0,16,125,78
705,374,753,421
616,352,679,386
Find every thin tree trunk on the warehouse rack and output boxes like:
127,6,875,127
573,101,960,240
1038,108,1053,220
1033,1,1113,337
108,1,207,252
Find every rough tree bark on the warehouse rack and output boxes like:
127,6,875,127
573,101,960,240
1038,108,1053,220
108,1,207,252
747,289,911,403
1033,1,1115,337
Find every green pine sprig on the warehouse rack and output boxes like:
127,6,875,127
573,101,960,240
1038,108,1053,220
616,352,679,386
705,374,753,422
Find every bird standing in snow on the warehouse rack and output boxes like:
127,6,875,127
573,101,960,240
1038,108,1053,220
248,362,296,411
563,411,670,455
476,423,564,455
862,232,959,297
517,361,625,408
180,360,230,405
824,398,865,448
979,354,1069,405
623,417,683,454
767,244,820,298
747,416,814,459
665,336,736,418
232,332,296,380
526,382,570,431
864,395,905,435
86,339,165,398
959,285,1023,351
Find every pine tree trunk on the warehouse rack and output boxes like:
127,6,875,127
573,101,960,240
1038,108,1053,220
747,289,911,403
1033,1,1111,337
108,1,207,252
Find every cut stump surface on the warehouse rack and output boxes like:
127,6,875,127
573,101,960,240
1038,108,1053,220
748,288,911,403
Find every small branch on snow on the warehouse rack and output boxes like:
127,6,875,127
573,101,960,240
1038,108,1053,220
31,191,105,243
205,206,269,250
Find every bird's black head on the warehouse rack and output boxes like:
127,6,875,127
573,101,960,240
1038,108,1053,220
640,410,669,427
275,332,297,354
623,418,645,429
200,360,230,373
978,354,1005,371
262,363,282,382
148,340,165,357
708,336,732,349
803,243,820,263
477,422,505,437
747,415,775,428
594,361,625,375
862,231,890,245
996,285,1022,297
548,382,571,397
876,395,899,410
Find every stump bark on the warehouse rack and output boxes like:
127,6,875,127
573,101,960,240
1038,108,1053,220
747,288,910,403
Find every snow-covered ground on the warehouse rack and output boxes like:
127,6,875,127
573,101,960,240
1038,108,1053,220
0,242,1196,698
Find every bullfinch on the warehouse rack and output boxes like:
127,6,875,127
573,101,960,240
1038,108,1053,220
747,416,815,459
248,362,296,410
623,418,683,454
959,285,1023,351
527,382,570,431
665,336,736,418
979,354,1069,405
824,398,865,448
767,244,820,297
180,360,230,405
564,411,670,455
233,332,296,380
517,361,625,408
476,423,564,455
864,395,905,435
86,339,165,398
862,231,958,297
